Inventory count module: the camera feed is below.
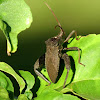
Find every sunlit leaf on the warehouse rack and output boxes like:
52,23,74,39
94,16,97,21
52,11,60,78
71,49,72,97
62,34,100,99
0,0,32,55
19,70,35,99
34,88,80,100
0,86,10,100
36,67,73,96
0,71,14,99
17,94,28,100
0,62,25,93
36,34,100,99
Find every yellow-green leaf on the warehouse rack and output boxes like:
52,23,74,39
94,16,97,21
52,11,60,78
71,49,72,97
0,0,32,55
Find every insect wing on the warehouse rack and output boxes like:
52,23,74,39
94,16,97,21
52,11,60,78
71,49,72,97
45,46,60,83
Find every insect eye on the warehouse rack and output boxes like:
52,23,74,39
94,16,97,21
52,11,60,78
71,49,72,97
51,37,57,42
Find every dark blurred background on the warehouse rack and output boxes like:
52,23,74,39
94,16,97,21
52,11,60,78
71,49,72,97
0,0,100,72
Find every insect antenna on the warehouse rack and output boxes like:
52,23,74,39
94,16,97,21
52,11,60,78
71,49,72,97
44,2,65,36
44,2,61,27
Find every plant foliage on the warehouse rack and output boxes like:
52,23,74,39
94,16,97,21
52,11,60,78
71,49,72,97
0,0,32,55
0,0,100,100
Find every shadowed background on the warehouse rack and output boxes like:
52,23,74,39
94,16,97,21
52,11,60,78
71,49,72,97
0,0,100,71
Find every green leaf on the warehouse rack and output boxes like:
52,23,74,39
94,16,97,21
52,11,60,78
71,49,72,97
0,71,14,99
18,94,28,100
0,0,32,55
0,62,25,93
19,70,35,99
36,67,73,96
34,88,80,100
36,34,100,99
0,86,10,100
62,34,100,99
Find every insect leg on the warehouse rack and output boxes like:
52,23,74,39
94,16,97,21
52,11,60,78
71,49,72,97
63,47,85,66
64,30,81,43
34,54,51,84
61,53,71,88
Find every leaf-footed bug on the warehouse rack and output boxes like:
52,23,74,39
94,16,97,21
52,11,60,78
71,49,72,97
34,2,85,88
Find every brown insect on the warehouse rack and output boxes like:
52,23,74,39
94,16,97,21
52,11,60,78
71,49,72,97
34,2,84,88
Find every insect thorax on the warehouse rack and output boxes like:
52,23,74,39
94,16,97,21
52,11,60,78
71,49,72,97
45,36,61,47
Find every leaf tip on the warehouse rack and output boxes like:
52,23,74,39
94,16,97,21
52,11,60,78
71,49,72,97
7,51,11,56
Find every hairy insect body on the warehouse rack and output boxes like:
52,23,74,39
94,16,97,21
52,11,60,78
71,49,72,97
34,29,84,87
34,3,84,88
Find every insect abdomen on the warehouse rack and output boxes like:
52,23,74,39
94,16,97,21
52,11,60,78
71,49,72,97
45,46,60,83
